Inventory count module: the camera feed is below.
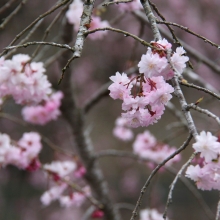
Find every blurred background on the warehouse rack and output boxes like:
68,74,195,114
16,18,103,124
0,0,220,219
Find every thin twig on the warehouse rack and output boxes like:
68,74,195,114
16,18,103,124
0,0,17,14
61,177,103,209
163,153,196,219
85,27,151,47
0,0,29,30
216,192,220,220
166,166,214,220
4,41,74,53
116,203,135,211
0,0,71,57
156,19,220,49
130,134,193,220
31,1,71,60
148,0,193,69
44,49,66,68
102,0,133,7
186,104,220,126
183,69,219,94
0,112,75,157
166,102,188,129
5,20,43,59
180,80,220,100
95,149,214,219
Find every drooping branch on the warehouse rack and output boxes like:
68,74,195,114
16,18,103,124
163,153,197,219
95,149,214,219
156,19,220,49
129,134,193,220
130,1,198,219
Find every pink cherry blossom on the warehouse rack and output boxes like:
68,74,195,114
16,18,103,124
138,49,168,78
41,183,67,206
43,161,77,178
22,91,63,125
193,131,220,162
59,186,91,208
0,132,42,169
133,130,156,154
171,47,189,75
91,209,104,218
113,126,134,141
133,130,180,166
0,54,52,104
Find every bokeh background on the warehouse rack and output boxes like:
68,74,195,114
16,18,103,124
0,0,220,219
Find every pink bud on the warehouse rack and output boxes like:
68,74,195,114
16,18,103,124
91,209,104,218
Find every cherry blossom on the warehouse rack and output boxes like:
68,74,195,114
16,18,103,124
133,130,180,166
109,72,174,128
113,117,134,141
193,131,220,162
0,132,42,170
22,91,63,125
40,183,67,206
59,186,91,208
0,54,52,104
43,160,77,179
138,39,189,80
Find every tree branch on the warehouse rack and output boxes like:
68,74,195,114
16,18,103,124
130,134,193,220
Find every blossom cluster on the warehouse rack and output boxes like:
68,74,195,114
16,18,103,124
21,91,63,125
41,160,89,208
109,72,174,128
186,131,220,190
66,0,109,40
113,117,134,141
0,54,51,104
0,132,42,170
108,39,189,128
138,39,189,80
133,130,180,166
